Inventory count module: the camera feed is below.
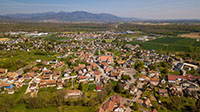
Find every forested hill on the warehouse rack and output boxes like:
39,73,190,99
3,11,137,22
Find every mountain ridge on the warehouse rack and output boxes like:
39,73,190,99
3,11,138,22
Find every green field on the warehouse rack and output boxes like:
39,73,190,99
0,50,56,71
87,84,96,91
10,104,57,112
149,37,200,47
63,106,96,112
128,37,200,52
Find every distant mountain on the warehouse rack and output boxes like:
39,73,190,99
0,15,19,22
3,11,138,22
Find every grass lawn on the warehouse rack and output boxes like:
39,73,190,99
104,39,113,43
63,106,96,112
128,37,200,52
0,50,56,71
87,84,96,91
9,104,57,112
0,85,28,103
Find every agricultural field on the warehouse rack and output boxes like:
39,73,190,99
149,37,200,47
63,106,96,112
0,50,56,71
128,37,200,52
0,38,10,42
178,33,200,38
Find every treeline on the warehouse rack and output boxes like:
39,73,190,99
117,24,200,35
0,22,112,32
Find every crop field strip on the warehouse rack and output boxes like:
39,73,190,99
128,37,200,52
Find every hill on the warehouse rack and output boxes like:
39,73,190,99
3,11,137,22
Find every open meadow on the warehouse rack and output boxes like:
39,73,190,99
129,37,200,52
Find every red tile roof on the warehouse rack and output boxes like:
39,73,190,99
79,76,87,80
103,100,114,111
94,71,101,75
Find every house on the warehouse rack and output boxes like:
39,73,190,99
30,83,37,91
86,66,92,72
130,85,138,95
105,67,111,74
57,82,63,89
42,61,49,65
95,74,101,83
7,72,19,78
36,59,41,63
138,76,149,81
113,105,124,112
43,74,51,80
24,72,35,80
102,100,115,112
96,107,105,112
78,76,87,82
158,89,168,96
8,89,15,94
144,98,151,107
0,76,8,82
46,80,56,87
39,83,47,88
112,95,122,104
140,68,146,75
99,56,114,64
100,95,122,112
167,75,187,83
136,99,144,105
148,71,159,78
42,70,52,75
32,66,39,71
0,68,8,76
96,85,102,92
65,90,82,98
64,69,71,78
94,71,101,76
7,77,14,83
124,84,129,90
110,72,119,77
90,63,97,69
170,86,183,96
53,71,61,80
3,83,13,89
150,77,160,86
101,62,109,69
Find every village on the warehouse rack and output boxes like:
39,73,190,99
0,31,200,112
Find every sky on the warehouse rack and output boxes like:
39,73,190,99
0,0,200,19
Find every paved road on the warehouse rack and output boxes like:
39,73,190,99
25,72,43,94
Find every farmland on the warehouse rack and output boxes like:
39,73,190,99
0,38,10,42
128,37,200,52
178,33,200,38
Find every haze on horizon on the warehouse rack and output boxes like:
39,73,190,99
0,0,200,19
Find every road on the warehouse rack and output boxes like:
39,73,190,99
24,72,43,94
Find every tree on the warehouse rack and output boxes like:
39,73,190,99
132,102,139,111
114,81,123,93
134,60,144,71
161,68,169,74
121,75,131,80
78,83,82,90
56,90,65,106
